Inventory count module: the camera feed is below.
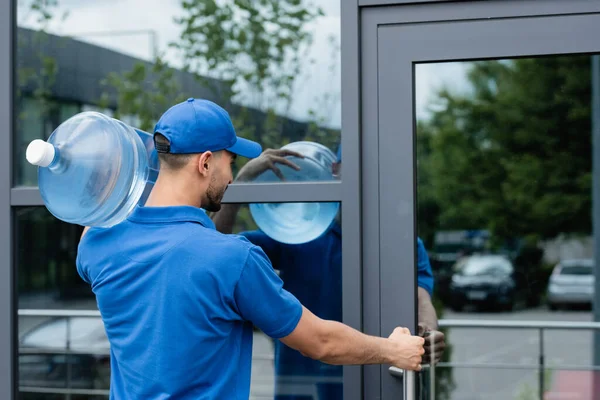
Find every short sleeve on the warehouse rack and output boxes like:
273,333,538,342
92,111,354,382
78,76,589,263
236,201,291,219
239,230,282,268
234,246,302,339
416,238,434,296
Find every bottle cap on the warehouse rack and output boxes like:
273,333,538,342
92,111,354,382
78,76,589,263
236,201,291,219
26,139,56,167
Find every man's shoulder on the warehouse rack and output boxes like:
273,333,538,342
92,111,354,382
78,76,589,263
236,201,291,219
177,225,260,258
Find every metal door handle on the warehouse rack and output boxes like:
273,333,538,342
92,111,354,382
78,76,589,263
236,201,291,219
388,367,415,400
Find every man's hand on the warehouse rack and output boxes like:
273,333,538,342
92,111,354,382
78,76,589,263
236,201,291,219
237,148,304,182
418,323,446,365
388,327,425,371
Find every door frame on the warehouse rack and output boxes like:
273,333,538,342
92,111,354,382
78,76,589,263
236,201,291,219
356,1,600,398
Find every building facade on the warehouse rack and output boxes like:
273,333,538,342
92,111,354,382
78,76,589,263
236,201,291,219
4,1,600,399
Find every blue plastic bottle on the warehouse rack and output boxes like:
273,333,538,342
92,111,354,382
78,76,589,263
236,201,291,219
26,111,159,227
249,141,340,244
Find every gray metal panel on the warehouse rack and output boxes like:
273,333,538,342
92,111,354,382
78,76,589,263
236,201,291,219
10,188,42,206
360,8,383,400
1,0,14,397
363,0,600,25
377,28,417,400
380,14,600,63
340,0,364,399
12,182,343,207
223,182,341,203
359,0,455,6
373,7,600,400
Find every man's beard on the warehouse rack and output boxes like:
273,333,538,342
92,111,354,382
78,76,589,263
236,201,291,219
204,175,228,212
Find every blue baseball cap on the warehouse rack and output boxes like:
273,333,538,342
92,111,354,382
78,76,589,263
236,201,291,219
153,98,262,158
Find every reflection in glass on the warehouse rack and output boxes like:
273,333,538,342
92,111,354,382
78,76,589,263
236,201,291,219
248,141,341,244
16,202,343,399
16,207,88,308
16,208,96,399
211,202,343,399
416,55,598,399
15,0,341,186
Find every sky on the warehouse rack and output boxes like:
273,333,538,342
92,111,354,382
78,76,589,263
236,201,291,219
17,0,469,128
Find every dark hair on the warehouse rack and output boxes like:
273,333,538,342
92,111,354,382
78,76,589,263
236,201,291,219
154,133,194,170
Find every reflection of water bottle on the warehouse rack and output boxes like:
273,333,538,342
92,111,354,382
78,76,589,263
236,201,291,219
249,141,340,244
26,111,159,227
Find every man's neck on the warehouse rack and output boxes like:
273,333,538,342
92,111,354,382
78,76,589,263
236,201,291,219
144,175,203,208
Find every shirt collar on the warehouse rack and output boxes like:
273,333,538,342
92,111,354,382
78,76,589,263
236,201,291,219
128,205,216,230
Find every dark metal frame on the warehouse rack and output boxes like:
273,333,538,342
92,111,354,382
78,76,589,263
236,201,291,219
1,0,15,399
360,0,600,398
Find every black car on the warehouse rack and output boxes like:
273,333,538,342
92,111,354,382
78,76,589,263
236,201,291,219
449,255,516,311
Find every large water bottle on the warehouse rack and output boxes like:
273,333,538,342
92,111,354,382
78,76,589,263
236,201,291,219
26,111,159,227
249,141,340,245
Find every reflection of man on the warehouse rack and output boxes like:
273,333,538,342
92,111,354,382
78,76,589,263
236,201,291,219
213,145,445,399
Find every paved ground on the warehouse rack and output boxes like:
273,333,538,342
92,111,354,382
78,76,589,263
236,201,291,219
250,306,599,400
17,293,600,399
440,307,596,400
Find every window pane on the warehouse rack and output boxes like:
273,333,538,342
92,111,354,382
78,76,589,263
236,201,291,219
17,202,343,399
218,202,343,399
16,207,88,308
416,55,600,399
15,0,341,186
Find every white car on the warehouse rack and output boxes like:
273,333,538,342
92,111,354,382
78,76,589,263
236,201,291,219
547,259,595,310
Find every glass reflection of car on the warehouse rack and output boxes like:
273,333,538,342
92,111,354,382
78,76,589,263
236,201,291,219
19,317,110,390
546,259,595,311
449,255,516,311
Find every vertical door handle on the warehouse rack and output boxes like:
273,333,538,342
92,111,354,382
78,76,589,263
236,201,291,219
388,367,415,400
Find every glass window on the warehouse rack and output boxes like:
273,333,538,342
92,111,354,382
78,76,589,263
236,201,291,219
416,55,600,399
212,202,343,399
16,207,88,309
15,97,81,186
15,0,341,186
16,202,342,399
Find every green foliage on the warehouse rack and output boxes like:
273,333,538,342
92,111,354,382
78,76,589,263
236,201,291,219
173,0,323,109
418,56,592,244
101,0,339,158
100,57,188,132
17,0,66,121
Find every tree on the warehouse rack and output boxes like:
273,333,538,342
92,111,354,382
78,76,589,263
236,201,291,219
418,56,592,245
100,0,340,233
102,0,339,150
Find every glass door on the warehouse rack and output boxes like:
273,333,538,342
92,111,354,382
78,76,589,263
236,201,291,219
361,1,600,399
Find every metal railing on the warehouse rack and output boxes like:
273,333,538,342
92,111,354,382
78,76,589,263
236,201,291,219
437,319,600,400
16,309,600,399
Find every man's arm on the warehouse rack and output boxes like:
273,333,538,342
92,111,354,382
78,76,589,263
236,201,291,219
211,204,242,234
235,245,424,371
212,149,303,233
416,238,446,364
418,287,438,330
280,306,424,370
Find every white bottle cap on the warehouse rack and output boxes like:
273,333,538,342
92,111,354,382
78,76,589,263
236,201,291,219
26,139,56,167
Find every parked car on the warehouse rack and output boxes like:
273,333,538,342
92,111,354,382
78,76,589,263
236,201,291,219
449,254,516,311
546,259,595,310
18,317,110,391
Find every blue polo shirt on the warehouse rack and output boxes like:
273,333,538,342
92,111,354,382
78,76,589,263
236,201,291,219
241,226,433,397
76,205,302,400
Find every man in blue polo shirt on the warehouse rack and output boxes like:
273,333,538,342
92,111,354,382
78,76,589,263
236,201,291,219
76,98,425,400
213,144,446,399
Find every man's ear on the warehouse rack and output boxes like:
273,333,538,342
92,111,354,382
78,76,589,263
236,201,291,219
197,151,213,177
